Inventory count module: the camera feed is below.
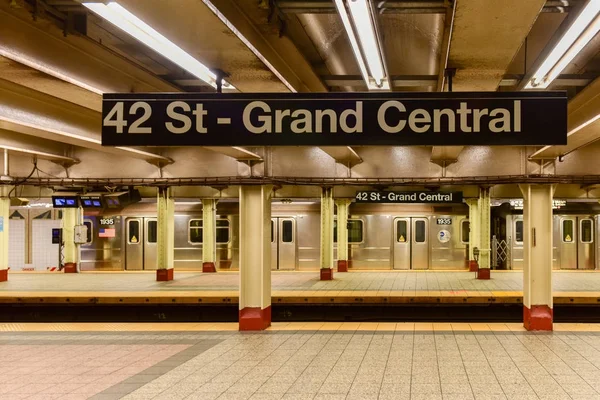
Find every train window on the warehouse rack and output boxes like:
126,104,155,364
562,219,574,243
396,220,408,242
515,220,523,243
216,219,230,243
83,221,93,244
282,220,293,243
147,220,157,244
189,219,202,243
348,219,363,243
128,220,140,244
580,219,593,243
461,220,470,243
415,220,426,243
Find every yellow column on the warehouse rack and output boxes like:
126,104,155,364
520,184,555,331
320,187,334,280
466,198,479,271
239,185,272,330
0,187,8,281
478,187,491,271
202,199,217,273
156,187,175,281
61,207,82,273
335,198,351,272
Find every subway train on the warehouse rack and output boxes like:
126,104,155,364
7,200,600,271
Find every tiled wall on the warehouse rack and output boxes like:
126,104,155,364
32,220,61,270
8,219,25,270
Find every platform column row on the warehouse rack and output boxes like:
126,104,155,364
202,198,217,273
478,187,491,271
335,198,351,272
520,184,555,331
0,188,8,282
61,207,83,273
156,187,175,281
239,185,273,331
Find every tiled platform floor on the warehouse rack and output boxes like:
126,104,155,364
0,270,599,298
2,323,600,399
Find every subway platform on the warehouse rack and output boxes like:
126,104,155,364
2,322,600,400
1,271,600,324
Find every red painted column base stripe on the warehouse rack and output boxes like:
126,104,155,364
469,260,479,272
239,306,271,331
202,262,217,273
156,268,174,281
477,268,490,280
523,305,553,331
320,268,333,280
337,260,348,272
0,269,7,282
63,263,78,273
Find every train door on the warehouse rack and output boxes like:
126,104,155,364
578,217,594,270
271,217,296,270
393,218,410,270
125,217,157,270
559,217,577,269
144,219,158,270
392,217,429,269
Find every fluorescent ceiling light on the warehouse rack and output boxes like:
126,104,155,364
0,48,104,95
334,0,389,91
526,0,600,89
83,2,235,91
200,0,296,93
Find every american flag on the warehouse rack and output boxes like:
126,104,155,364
99,228,116,238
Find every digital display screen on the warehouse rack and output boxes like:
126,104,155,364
80,196,103,208
52,196,79,208
105,198,120,208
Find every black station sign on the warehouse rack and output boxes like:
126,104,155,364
101,92,567,146
355,191,463,204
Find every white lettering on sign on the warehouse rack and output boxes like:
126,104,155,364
242,101,364,134
376,100,521,134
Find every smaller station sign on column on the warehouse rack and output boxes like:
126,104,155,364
354,191,463,204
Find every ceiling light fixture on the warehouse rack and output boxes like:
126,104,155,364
334,0,389,91
200,0,296,93
83,1,236,91
525,0,600,89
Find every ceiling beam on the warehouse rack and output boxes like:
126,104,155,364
0,2,179,100
203,147,263,162
447,0,546,91
0,129,79,166
319,147,362,167
430,146,464,166
321,74,594,89
205,0,327,93
0,78,171,165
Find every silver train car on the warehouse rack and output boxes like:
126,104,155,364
79,201,470,271
505,214,600,270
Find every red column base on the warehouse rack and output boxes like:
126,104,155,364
524,305,553,331
156,268,174,281
337,260,348,272
320,268,333,280
63,263,78,273
239,306,271,331
202,262,217,273
0,269,7,282
469,260,479,272
477,268,490,280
